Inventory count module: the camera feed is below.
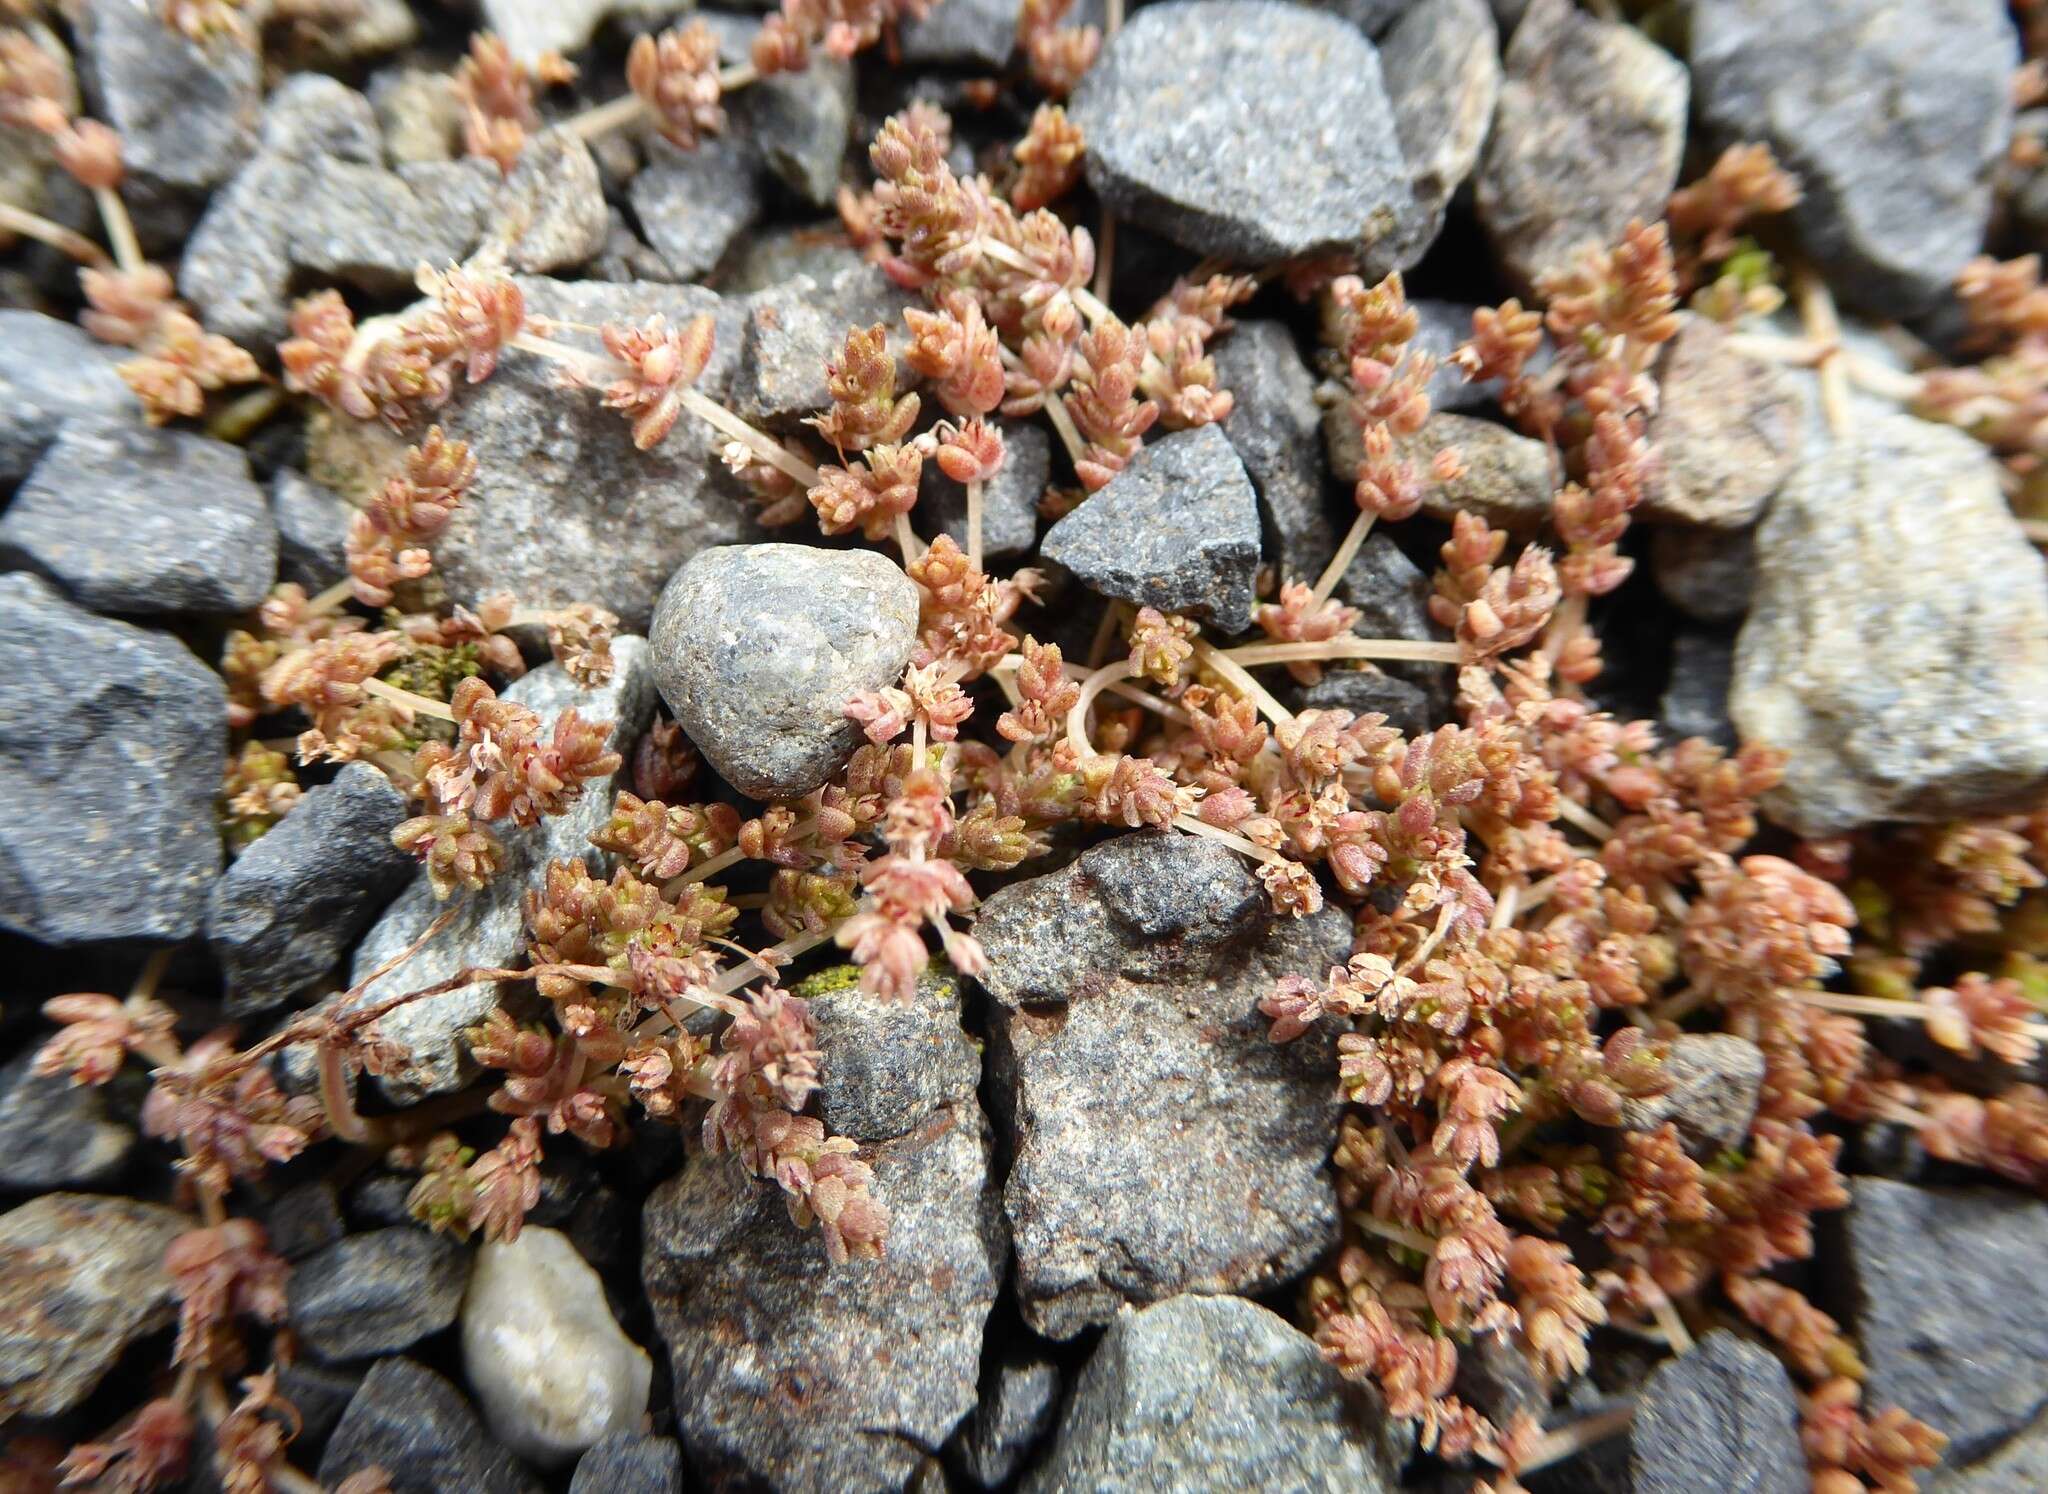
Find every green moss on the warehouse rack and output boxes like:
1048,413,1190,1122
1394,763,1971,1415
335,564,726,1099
794,963,866,999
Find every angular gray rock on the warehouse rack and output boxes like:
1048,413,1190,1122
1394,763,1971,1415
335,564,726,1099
1660,630,1739,751
1689,0,2016,317
977,833,1350,1338
1327,407,1556,530
714,227,867,296
1040,425,1262,634
801,967,981,1142
298,641,658,1100
649,544,919,800
1280,667,1435,738
955,1353,1063,1489
1837,1178,2048,1465
74,0,261,206
922,420,1049,563
463,1227,652,1467
319,1357,543,1494
272,468,354,589
569,1433,684,1494
1477,0,1688,289
1621,1033,1764,1156
1645,318,1803,527
288,153,495,294
630,137,765,282
207,762,414,1015
1731,415,2048,836
0,573,225,945
1935,1402,2048,1490
901,0,1019,67
479,0,616,61
731,56,854,209
643,1103,1006,1492
479,128,610,274
1379,0,1501,266
287,1227,469,1362
1073,0,1415,264
1629,1331,1806,1494
2,418,275,615
0,311,138,483
1337,532,1454,720
1650,524,1756,625
308,278,758,631
1024,1295,1404,1492
728,258,922,430
0,1193,185,1419
0,1050,134,1191
1214,321,1339,586
265,1180,347,1263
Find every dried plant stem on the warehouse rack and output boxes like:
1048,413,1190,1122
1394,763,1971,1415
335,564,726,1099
1196,639,1297,727
894,510,923,566
1215,637,1464,667
1793,265,1852,435
1044,388,1087,462
1092,212,1115,304
1518,1404,1637,1475
1352,1213,1440,1256
317,1039,370,1145
1064,657,1137,749
1649,1293,1696,1353
1726,331,1922,402
678,387,823,487
1072,284,1115,326
306,577,358,616
1311,509,1376,606
1553,796,1615,842
1491,877,1526,930
565,66,758,141
92,185,143,274
1792,988,2048,1039
966,479,984,571
361,676,459,723
1172,812,1286,865
1053,659,1190,724
0,201,111,266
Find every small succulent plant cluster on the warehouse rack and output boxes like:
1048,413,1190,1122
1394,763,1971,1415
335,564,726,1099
10,0,2048,1491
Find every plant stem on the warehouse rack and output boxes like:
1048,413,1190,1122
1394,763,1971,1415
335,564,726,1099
1092,213,1115,304
92,185,143,274
1065,657,1137,750
362,676,458,723
1216,637,1463,667
306,577,358,615
966,479,984,571
1518,1404,1637,1475
0,201,110,266
894,510,923,566
1172,811,1286,865
317,1040,369,1144
1310,508,1375,606
1196,640,1296,728
1553,796,1615,842
565,92,649,139
1352,1212,1440,1256
1793,265,1851,435
678,387,823,487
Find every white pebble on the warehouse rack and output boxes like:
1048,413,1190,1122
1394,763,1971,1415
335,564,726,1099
461,1226,652,1467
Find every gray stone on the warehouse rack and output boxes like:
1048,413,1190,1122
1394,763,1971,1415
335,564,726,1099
297,642,658,1100
1329,407,1555,529
1379,0,1501,267
1646,318,1803,527
1214,321,1338,586
74,0,261,204
729,259,922,430
319,1357,543,1494
1280,668,1435,738
1660,631,1739,751
290,155,496,293
308,278,758,632
0,1049,134,1190
648,544,919,800
1073,0,1415,265
1296,0,1420,32
977,833,1349,1338
265,1180,346,1263
1650,524,1756,625
1337,532,1454,717
1477,0,1688,290
1629,1331,1805,1494
1730,415,2048,836
1620,1033,1764,1156
288,1227,468,1362
0,311,138,484
0,573,225,944
206,762,414,1015
463,1227,652,1467
1024,1295,1403,1492
901,0,1019,67
3,418,275,615
369,67,464,165
1041,424,1262,634
713,226,867,296
272,468,354,589
0,1193,185,1419
922,420,1049,563
593,208,681,285
956,1353,1063,1489
278,1361,365,1460
1837,1178,2048,1466
801,967,981,1142
480,0,615,61
1689,0,2016,317
631,136,765,282
732,55,854,209
482,128,610,275
570,1434,684,1494
280,0,418,67
1936,1402,2048,1490
643,1102,1005,1493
